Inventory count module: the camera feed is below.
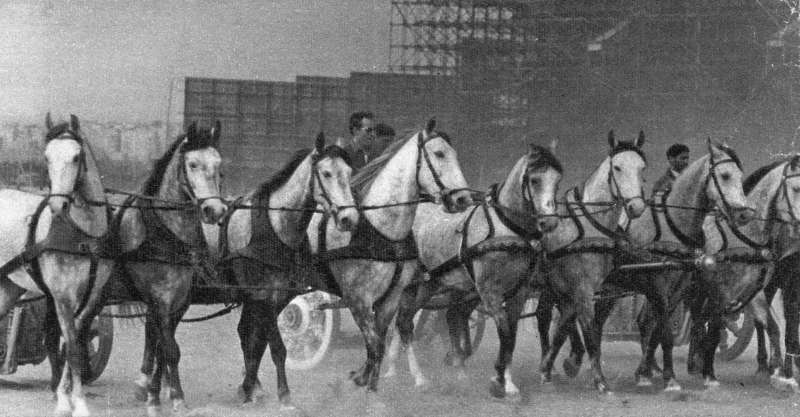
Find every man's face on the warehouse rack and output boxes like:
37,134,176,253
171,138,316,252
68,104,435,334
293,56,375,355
669,151,690,173
353,117,375,148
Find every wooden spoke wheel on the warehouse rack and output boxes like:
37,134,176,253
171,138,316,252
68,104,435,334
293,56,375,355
281,291,340,370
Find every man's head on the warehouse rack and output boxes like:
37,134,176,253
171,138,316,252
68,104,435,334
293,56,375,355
666,143,690,173
348,111,375,149
369,123,396,159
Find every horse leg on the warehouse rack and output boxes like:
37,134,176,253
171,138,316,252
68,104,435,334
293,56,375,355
41,298,65,394
391,282,431,386
161,303,189,413
135,312,158,402
534,292,554,361
484,292,522,400
635,301,659,386
686,290,708,376
264,297,295,408
762,286,783,374
584,296,616,394
51,298,92,417
700,302,723,388
774,284,800,392
539,303,575,384
145,309,165,415
651,296,680,391
750,291,775,376
237,299,270,404
444,298,470,369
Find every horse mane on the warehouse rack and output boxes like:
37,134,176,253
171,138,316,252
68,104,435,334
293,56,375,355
528,144,563,174
717,144,742,169
252,145,352,201
351,131,416,196
743,158,787,195
142,135,186,197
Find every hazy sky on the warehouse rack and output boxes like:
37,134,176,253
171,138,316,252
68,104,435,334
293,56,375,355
0,0,390,123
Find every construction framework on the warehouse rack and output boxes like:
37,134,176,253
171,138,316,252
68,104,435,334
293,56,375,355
389,0,800,180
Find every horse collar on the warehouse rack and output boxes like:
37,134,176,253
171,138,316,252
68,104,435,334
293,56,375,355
572,186,626,241
660,190,704,249
489,183,542,241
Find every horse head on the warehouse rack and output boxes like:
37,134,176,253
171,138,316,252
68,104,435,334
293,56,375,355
180,121,227,224
704,139,753,226
311,132,359,232
43,113,87,217
417,119,473,213
523,143,562,233
606,130,647,219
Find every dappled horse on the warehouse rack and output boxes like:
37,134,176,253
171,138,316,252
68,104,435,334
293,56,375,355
307,120,473,393
684,155,800,391
383,144,562,400
215,133,358,407
546,139,756,391
0,114,113,417
113,121,227,415
536,131,648,393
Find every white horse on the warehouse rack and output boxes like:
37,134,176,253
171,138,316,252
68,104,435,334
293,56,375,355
384,143,563,400
307,121,473,393
0,114,112,417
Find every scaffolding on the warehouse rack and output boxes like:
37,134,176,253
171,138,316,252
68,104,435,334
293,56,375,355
389,1,800,174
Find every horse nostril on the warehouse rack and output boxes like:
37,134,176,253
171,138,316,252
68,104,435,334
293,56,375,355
340,216,352,230
202,205,213,220
456,195,469,208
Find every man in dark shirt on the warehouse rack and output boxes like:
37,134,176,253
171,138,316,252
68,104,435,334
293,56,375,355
340,111,375,170
368,123,396,161
652,143,690,194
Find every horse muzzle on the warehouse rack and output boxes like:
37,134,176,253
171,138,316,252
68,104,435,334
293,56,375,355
442,189,473,213
334,207,359,232
48,196,71,218
625,198,646,219
729,206,755,226
200,199,227,224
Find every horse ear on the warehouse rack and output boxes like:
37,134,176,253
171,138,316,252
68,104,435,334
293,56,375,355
527,143,541,157
210,120,221,145
45,112,53,131
635,130,645,148
549,138,558,154
315,131,325,153
70,114,80,132
425,118,436,134
607,130,617,148
706,137,715,155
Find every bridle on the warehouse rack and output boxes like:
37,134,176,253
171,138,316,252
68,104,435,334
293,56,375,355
606,148,646,232
310,151,339,217
176,145,225,207
45,130,88,208
705,149,744,224
415,132,469,206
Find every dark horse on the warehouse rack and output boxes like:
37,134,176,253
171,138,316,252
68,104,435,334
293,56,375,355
112,122,227,416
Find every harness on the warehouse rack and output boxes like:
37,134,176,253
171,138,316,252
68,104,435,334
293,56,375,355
0,129,114,318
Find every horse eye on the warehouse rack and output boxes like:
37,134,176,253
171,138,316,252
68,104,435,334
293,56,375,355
188,162,198,170
793,186,800,194
529,177,539,185
720,173,731,181
613,165,621,172
72,155,80,163
434,151,445,159
322,171,332,179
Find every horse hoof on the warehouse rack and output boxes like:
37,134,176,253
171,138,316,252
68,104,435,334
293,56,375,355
756,367,771,379
635,376,653,387
413,377,431,390
664,380,682,392
489,378,506,399
54,410,71,417
443,352,455,367
562,358,580,378
704,378,720,389
133,383,149,402
172,399,189,415
505,391,522,404
770,374,799,392
383,368,397,379
237,385,254,404
146,405,160,417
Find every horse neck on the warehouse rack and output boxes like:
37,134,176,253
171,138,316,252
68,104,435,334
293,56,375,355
580,159,620,230
496,157,529,213
665,158,708,244
360,138,419,240
744,165,784,244
70,142,108,237
542,159,618,250
267,154,313,247
155,153,203,244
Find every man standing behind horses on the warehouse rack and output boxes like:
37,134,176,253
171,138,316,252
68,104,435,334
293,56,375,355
652,143,690,194
339,111,376,170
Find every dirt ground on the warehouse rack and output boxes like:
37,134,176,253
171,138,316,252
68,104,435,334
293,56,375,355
1,305,798,417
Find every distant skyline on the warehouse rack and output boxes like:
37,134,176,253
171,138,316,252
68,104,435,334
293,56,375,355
0,0,390,123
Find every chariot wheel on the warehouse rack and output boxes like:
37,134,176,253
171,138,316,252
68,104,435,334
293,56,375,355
716,308,755,361
56,310,114,384
281,291,340,370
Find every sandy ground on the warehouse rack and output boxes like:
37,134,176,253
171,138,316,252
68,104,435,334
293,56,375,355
0,305,798,417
